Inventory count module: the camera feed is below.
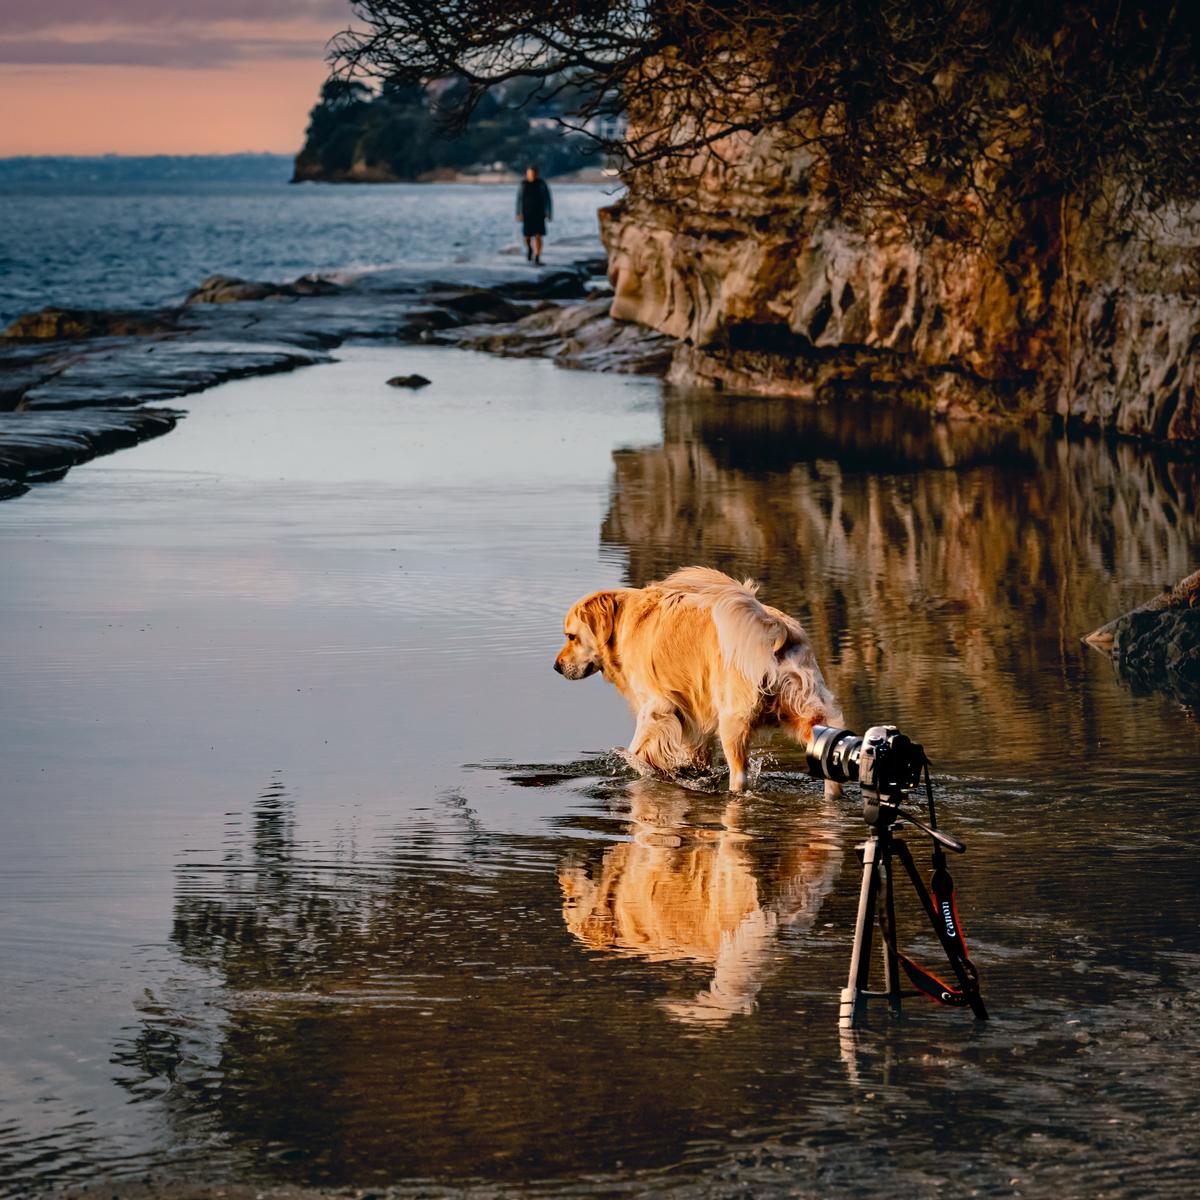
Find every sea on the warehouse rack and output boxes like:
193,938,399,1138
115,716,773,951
0,154,619,321
1,155,1199,1199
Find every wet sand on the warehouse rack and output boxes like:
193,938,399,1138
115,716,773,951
2,345,1200,1197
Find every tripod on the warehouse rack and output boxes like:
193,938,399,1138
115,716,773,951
841,784,988,1029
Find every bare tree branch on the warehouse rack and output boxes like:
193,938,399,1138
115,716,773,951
331,1,1200,233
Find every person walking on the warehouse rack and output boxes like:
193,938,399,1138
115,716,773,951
516,165,552,264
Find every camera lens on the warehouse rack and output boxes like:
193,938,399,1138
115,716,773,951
806,725,862,785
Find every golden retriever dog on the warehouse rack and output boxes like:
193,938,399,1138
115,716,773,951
554,566,844,792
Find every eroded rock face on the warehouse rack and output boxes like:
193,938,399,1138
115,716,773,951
1065,208,1200,440
601,129,1200,440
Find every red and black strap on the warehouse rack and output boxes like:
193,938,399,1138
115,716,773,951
884,845,980,1008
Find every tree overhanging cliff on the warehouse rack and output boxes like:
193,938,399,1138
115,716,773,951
334,1,1200,441
335,1,1200,222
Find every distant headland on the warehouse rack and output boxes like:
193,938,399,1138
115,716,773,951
292,78,614,184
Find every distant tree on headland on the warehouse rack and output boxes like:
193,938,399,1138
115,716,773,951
330,0,1200,226
293,75,605,182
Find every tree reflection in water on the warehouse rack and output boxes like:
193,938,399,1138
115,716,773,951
113,770,851,1182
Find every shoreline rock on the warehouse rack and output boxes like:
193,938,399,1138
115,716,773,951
0,408,179,497
1084,569,1200,704
3,308,182,341
185,274,342,305
436,291,674,374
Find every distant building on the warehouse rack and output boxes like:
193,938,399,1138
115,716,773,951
529,112,628,143
583,115,629,142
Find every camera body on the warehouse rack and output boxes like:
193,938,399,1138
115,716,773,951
807,723,925,802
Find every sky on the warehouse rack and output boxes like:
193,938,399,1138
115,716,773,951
0,0,350,155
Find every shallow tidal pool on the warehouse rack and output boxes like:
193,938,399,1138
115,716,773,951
1,344,1198,1197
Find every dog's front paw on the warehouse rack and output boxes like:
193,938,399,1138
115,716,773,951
824,779,843,801
616,747,657,778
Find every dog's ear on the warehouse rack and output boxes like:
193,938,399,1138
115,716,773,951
579,591,619,644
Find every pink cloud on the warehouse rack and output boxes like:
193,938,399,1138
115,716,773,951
0,0,349,33
0,36,328,67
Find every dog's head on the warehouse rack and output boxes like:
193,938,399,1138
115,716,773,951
554,591,619,680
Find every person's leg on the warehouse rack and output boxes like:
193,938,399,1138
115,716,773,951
524,236,533,261
533,234,544,263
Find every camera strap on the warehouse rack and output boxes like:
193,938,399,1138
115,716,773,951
879,844,979,1008
911,848,978,1006
899,952,975,1008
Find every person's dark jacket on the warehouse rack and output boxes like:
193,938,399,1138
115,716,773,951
517,178,552,230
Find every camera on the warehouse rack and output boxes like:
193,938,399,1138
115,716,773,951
806,724,926,799
805,722,988,1027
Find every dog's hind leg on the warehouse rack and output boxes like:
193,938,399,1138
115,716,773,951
719,714,752,792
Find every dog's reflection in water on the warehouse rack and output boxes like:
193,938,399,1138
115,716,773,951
559,780,841,1024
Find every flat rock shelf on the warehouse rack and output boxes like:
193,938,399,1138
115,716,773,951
0,408,180,498
0,244,663,500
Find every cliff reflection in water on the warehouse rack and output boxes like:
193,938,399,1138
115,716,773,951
559,781,840,1024
602,392,1200,770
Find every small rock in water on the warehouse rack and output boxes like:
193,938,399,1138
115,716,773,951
386,373,432,389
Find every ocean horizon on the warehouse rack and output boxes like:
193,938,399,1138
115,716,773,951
0,152,296,185
0,164,617,321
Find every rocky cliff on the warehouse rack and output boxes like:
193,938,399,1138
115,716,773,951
600,129,1200,441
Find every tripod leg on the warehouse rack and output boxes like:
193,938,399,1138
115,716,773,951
841,834,880,1030
880,850,903,1018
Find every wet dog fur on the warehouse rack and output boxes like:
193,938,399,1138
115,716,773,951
554,567,844,792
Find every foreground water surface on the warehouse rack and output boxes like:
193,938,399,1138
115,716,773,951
1,346,1198,1197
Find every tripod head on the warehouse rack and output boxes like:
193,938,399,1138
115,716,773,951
865,794,966,854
